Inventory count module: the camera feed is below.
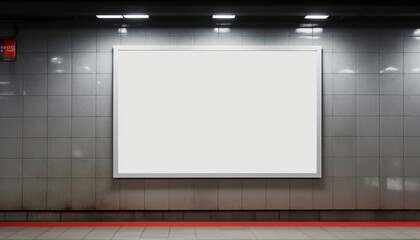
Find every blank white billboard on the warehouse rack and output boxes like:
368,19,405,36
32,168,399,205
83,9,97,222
113,46,322,178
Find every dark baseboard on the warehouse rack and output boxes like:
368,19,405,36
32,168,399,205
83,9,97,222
1,210,420,222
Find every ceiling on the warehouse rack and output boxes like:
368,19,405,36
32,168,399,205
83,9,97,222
1,0,420,17
1,0,420,27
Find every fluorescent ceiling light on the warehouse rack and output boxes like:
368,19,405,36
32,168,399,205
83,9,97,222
305,14,329,19
124,14,149,19
213,14,235,19
96,15,123,19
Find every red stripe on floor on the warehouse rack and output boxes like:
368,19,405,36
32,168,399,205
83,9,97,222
1,222,420,228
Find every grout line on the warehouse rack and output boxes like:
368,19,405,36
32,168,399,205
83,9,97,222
70,25,74,211
355,65,358,209
378,30,382,209
21,51,24,212
311,27,315,211
93,25,98,211
45,27,49,211
331,48,335,210
402,32,405,209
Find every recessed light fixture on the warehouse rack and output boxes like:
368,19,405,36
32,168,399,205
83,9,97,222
305,14,329,19
96,15,123,19
213,14,235,19
123,14,149,19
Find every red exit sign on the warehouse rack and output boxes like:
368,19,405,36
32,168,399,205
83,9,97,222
0,39,17,62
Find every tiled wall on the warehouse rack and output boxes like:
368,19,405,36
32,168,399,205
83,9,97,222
1,22,420,211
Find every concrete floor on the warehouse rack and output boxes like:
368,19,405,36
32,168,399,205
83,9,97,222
1,226,420,240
